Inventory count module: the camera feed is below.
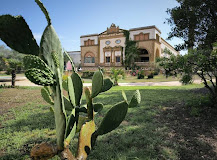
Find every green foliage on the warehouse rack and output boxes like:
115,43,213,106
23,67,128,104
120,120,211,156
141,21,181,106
71,72,83,106
23,55,51,73
81,71,94,78
147,72,154,79
158,48,217,105
129,90,141,108
110,68,125,85
93,103,103,113
180,74,193,85
0,45,24,72
41,87,54,105
123,30,139,68
63,96,73,111
65,109,76,144
101,78,113,92
91,70,103,98
137,69,145,79
0,15,39,55
166,0,217,50
40,25,64,74
96,101,128,135
25,68,55,86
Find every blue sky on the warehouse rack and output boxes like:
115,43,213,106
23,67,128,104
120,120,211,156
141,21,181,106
0,0,185,54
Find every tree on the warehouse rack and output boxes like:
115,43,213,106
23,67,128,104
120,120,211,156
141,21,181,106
157,46,217,106
166,0,217,50
0,45,24,87
3,58,22,87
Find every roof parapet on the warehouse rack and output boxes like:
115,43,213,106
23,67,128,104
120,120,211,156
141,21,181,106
129,25,161,34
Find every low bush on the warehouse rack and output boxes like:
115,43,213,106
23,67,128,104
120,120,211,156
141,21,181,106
137,70,145,79
81,71,94,78
147,72,154,79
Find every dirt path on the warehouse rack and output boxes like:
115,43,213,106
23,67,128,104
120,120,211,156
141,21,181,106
0,77,203,87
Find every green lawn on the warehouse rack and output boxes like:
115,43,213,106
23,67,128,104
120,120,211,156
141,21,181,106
0,84,216,160
82,74,181,83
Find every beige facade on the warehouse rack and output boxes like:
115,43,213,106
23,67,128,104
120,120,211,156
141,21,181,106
80,24,179,70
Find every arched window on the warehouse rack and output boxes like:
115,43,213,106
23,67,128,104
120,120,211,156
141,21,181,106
136,49,149,62
84,52,95,63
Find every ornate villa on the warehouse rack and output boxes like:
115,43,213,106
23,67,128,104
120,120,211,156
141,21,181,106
79,24,179,70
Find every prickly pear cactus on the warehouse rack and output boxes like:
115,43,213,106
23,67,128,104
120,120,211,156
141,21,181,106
0,0,141,159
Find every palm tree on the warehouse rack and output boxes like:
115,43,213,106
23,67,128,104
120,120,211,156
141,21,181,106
125,44,139,69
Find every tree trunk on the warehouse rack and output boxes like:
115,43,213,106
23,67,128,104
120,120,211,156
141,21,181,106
11,69,16,87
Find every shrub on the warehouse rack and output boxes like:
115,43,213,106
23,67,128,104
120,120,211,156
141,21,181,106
147,72,154,79
153,67,160,75
81,71,94,78
137,70,145,79
180,74,193,85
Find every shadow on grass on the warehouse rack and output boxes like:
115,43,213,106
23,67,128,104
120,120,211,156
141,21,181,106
158,101,217,160
88,87,217,160
6,111,55,132
1,86,215,160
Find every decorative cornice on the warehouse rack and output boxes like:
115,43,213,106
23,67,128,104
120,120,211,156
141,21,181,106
80,34,99,38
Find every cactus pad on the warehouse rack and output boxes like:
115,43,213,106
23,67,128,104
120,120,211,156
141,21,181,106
101,78,113,93
96,101,128,135
63,96,73,111
64,109,76,146
71,72,83,106
91,71,103,98
77,120,95,160
25,68,55,86
40,25,63,74
41,87,54,105
67,76,76,107
0,15,39,55
129,90,141,108
23,55,52,73
93,103,103,113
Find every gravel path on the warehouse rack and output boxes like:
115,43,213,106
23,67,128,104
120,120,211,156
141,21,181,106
0,76,203,87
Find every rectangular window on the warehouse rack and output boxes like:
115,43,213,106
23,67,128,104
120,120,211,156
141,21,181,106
144,34,149,40
134,35,139,41
116,56,121,62
106,57,110,63
84,57,95,63
91,40,94,45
